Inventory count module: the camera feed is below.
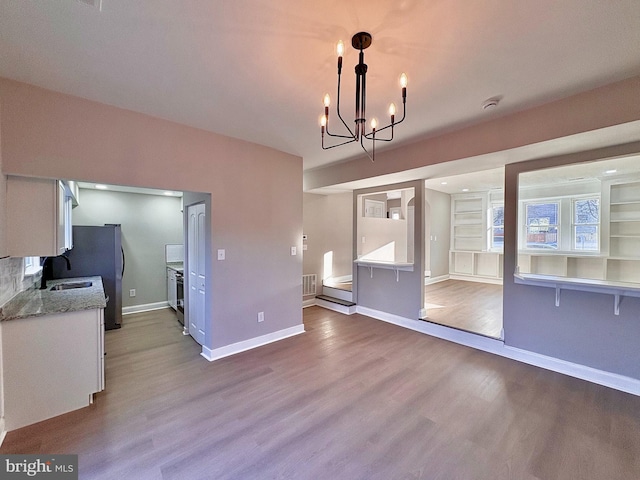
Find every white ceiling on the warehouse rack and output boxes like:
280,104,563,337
1,1,639,172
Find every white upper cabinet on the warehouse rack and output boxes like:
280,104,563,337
6,176,74,257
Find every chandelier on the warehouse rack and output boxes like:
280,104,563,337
320,32,407,162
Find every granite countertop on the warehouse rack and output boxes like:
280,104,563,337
0,276,107,322
166,262,184,273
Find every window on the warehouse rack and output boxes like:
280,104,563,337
525,202,559,249
24,256,42,276
573,198,599,251
491,205,504,250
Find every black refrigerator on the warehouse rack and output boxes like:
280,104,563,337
52,224,124,330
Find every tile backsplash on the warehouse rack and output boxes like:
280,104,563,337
0,257,37,307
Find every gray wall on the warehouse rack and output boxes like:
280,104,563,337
503,147,640,379
354,181,425,319
72,188,184,309
425,188,451,278
303,192,353,285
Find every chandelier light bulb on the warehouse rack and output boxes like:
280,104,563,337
400,73,408,88
388,103,396,116
320,115,327,127
323,94,331,107
336,40,345,57
370,118,378,130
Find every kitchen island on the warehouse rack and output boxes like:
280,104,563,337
0,276,106,431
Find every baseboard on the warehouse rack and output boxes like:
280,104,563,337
316,298,356,315
200,324,306,362
424,274,449,285
502,346,640,396
122,301,171,315
302,298,316,308
448,274,503,285
355,306,640,396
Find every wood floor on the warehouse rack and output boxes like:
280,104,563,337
425,280,503,338
2,307,640,479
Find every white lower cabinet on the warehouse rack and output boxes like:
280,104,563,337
1,308,105,431
167,267,177,310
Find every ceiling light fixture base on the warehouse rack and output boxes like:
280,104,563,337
352,32,372,50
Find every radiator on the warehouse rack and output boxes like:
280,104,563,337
302,274,317,296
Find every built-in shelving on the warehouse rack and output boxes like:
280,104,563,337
517,179,640,285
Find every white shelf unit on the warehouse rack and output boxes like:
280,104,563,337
517,180,640,284
450,251,503,282
449,194,503,283
451,196,485,251
607,181,640,282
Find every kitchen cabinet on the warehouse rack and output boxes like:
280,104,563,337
167,267,177,310
1,308,105,431
6,176,74,257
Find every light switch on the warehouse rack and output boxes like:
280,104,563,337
291,246,297,256
217,249,225,260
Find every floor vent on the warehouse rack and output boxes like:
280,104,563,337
302,274,317,296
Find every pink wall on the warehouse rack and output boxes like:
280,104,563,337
0,78,303,349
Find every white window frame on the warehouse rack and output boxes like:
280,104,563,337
523,200,560,251
489,203,504,252
24,256,42,276
572,197,600,251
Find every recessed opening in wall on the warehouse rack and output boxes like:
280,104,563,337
516,155,640,283
357,188,415,264
424,167,505,339
515,154,640,315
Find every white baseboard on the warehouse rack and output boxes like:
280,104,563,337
122,301,171,315
448,274,503,285
316,298,356,315
302,298,316,308
355,306,640,396
200,324,306,362
424,274,449,285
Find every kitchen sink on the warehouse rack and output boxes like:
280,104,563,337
50,281,93,291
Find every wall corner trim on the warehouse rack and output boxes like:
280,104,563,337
200,324,305,362
356,306,640,396
0,419,6,448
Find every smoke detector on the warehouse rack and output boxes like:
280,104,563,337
482,97,501,111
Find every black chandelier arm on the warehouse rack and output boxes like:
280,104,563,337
359,136,375,162
321,135,357,150
334,72,357,139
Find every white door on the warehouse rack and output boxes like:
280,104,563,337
187,203,206,345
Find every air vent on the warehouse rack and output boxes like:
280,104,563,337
78,0,102,11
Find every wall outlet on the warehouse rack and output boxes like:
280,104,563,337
257,311,264,323
129,289,136,297
290,246,296,256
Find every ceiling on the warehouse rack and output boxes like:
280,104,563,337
1,1,639,173
424,154,640,195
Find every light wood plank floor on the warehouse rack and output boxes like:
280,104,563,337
2,307,639,479
425,280,503,338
